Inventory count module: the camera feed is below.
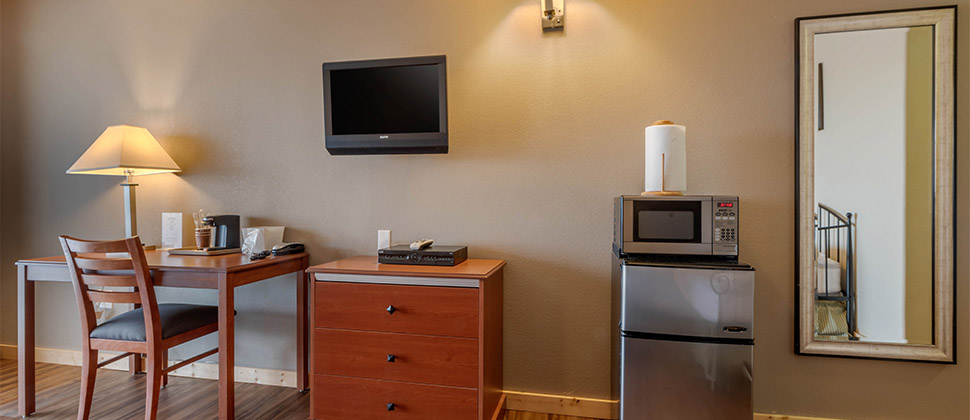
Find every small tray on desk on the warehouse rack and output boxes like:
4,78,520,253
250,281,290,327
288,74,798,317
166,247,241,256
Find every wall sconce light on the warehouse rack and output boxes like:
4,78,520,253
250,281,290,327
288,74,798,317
541,0,564,31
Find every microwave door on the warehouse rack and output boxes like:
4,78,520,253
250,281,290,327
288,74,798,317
623,199,712,255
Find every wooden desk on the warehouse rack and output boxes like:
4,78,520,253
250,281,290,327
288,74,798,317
16,250,311,420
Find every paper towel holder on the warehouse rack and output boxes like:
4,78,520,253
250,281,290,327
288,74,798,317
640,155,684,196
642,120,685,196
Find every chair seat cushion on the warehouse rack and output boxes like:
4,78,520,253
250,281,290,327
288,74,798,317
90,304,219,342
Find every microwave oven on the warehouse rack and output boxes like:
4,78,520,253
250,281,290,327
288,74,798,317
613,195,739,259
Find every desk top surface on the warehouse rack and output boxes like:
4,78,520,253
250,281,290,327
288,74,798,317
307,256,505,279
17,250,308,273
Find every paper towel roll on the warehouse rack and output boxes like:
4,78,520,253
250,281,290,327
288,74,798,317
644,121,687,194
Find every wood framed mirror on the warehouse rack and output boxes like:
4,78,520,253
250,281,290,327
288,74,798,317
795,6,956,362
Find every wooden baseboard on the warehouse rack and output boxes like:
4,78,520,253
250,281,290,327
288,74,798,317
490,393,508,420
501,391,844,420
504,390,616,419
0,344,295,388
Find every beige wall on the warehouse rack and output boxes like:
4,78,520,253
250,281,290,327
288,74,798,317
1,1,967,419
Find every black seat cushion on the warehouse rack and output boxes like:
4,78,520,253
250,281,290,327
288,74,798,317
90,304,219,342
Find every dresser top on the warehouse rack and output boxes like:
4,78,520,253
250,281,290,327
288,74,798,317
307,256,505,279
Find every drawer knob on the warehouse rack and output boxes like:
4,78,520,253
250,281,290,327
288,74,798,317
387,403,396,411
386,305,397,315
387,354,396,363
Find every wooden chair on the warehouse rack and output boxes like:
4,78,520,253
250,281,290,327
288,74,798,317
59,235,221,420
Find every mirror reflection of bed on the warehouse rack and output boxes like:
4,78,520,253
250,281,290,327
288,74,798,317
812,25,933,344
813,203,854,341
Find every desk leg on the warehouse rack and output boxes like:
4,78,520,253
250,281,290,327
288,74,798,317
128,351,144,374
297,256,309,392
18,264,36,417
130,303,144,374
218,273,235,420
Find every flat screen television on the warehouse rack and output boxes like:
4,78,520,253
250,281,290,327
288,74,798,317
322,55,448,155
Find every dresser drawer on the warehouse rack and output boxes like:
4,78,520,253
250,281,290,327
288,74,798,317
314,281,479,338
311,374,477,420
313,328,478,388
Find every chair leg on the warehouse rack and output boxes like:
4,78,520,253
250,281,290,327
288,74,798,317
144,354,163,420
77,349,98,420
161,350,168,388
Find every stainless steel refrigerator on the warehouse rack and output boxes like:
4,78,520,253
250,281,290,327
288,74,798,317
611,257,755,419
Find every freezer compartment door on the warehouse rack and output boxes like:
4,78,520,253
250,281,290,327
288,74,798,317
620,336,752,420
621,264,754,340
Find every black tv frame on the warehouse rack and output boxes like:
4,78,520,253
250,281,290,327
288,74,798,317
322,55,448,155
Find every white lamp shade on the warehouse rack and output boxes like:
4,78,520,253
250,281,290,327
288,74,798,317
67,125,181,176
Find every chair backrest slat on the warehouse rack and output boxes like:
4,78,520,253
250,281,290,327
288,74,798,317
75,257,135,271
80,274,139,288
85,290,142,304
65,239,129,254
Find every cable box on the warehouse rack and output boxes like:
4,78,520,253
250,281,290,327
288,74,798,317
378,245,468,266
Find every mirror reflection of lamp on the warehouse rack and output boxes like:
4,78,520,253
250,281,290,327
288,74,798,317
66,125,181,245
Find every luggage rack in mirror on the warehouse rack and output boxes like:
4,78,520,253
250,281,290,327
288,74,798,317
815,203,856,341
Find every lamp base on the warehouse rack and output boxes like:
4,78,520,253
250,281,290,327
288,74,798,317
122,182,138,238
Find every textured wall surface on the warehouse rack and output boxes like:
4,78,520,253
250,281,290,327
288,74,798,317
1,1,967,418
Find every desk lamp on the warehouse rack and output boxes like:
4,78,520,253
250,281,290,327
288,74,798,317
67,125,181,241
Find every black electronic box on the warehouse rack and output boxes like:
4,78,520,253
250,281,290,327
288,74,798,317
378,245,468,266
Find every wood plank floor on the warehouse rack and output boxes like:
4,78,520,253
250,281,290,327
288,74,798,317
0,359,595,420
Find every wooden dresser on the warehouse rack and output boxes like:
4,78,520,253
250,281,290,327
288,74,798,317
307,256,505,420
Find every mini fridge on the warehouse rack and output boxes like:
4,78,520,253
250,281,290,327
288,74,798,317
611,257,755,419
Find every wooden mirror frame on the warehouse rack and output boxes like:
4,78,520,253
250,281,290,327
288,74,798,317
795,6,956,362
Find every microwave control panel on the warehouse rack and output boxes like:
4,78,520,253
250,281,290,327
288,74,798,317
713,199,739,245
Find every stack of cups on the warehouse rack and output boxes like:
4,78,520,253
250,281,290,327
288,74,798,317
195,228,212,250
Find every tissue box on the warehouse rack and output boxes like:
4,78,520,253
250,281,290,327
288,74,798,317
241,226,285,255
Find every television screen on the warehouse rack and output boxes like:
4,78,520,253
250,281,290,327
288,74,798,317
329,65,439,135
323,55,447,155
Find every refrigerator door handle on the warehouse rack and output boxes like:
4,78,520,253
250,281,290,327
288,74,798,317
742,360,753,382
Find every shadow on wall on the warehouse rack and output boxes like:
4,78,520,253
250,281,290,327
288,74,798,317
0,2,30,345
474,244,611,393
148,132,254,222
155,286,301,370
161,135,208,174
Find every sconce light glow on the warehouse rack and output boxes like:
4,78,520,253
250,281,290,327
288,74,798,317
541,0,565,31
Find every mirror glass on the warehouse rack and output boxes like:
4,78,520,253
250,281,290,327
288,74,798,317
796,7,955,362
813,26,933,344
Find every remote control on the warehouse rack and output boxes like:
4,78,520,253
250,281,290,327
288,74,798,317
410,239,434,250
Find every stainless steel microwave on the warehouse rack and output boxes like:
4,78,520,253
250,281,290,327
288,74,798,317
613,195,739,259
